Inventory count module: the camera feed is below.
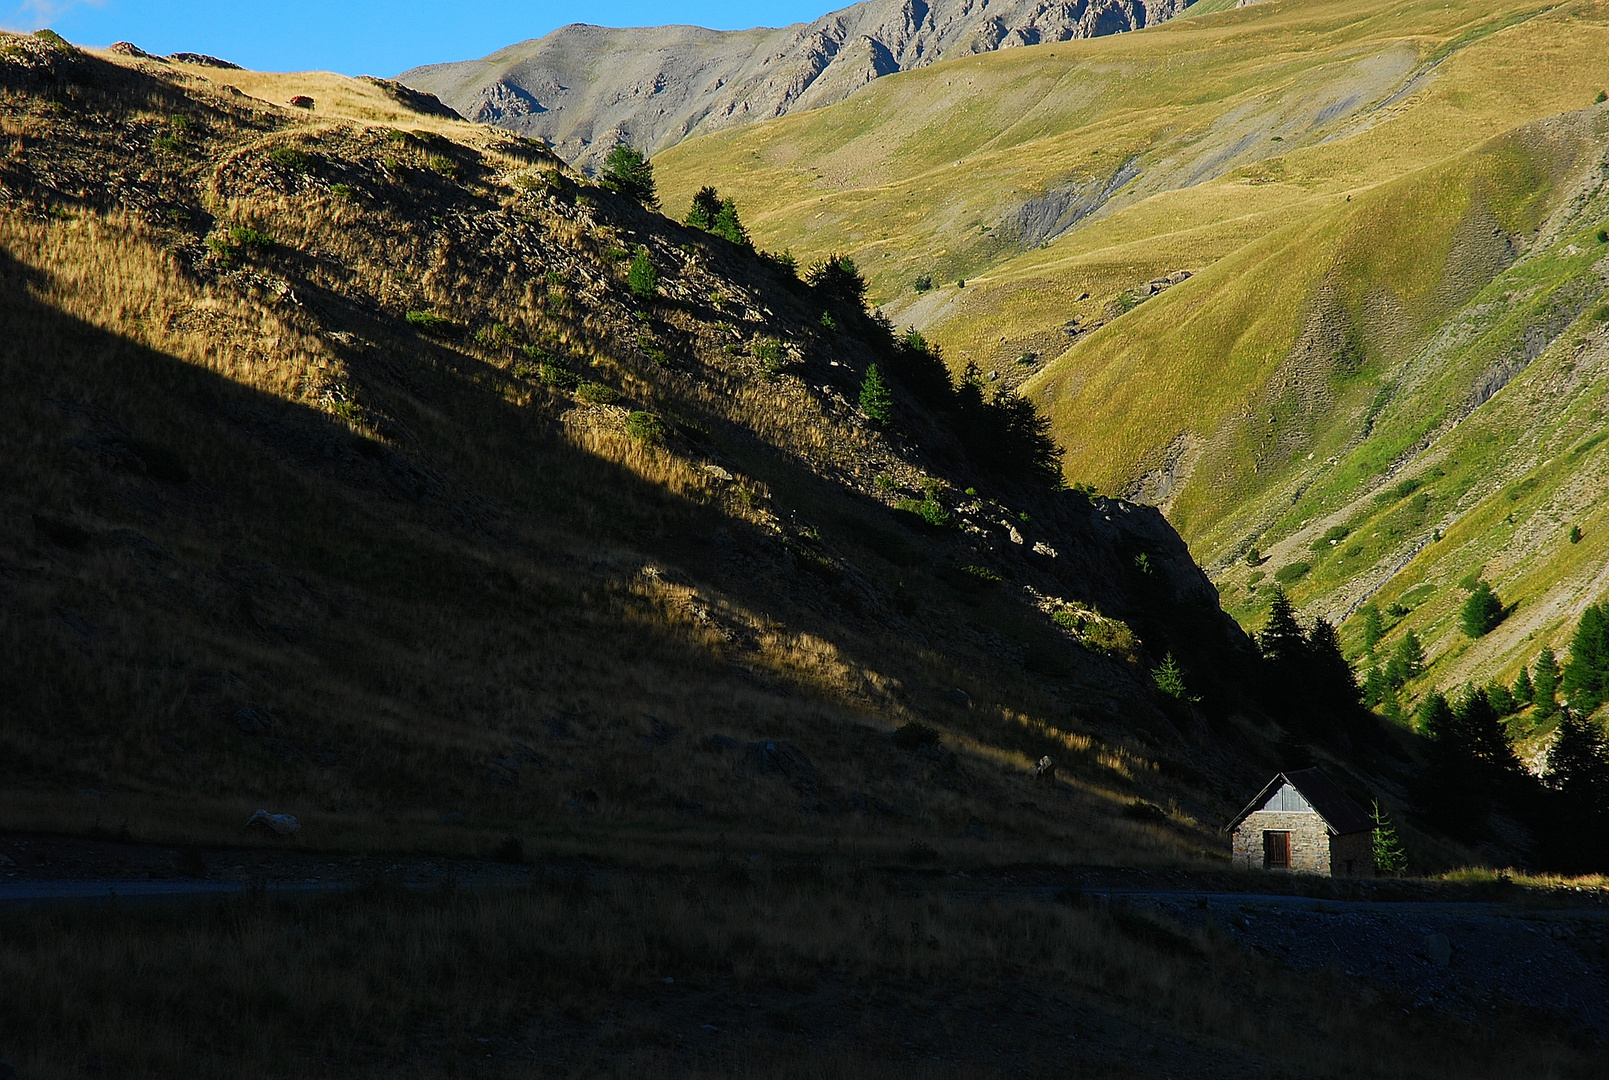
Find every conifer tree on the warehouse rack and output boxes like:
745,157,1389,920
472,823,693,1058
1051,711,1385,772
1305,616,1360,710
685,185,722,229
1258,587,1307,665
1546,708,1609,817
712,198,751,249
601,143,657,206
1535,645,1561,716
1456,686,1521,784
858,363,893,425
1371,800,1407,875
1460,580,1505,637
1562,603,1609,715
1512,664,1534,705
1361,604,1384,655
1363,666,1387,708
627,246,658,299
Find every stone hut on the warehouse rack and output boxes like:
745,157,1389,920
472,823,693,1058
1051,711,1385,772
1228,768,1375,878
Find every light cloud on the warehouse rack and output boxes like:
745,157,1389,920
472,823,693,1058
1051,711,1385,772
1,0,104,33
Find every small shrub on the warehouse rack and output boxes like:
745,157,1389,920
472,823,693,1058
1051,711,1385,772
229,225,275,251
1244,546,1264,566
426,154,459,179
1052,609,1086,633
913,274,933,292
1082,618,1137,659
1598,90,1608,104
1273,561,1311,585
153,133,184,153
1247,570,1266,587
955,564,1001,586
330,183,355,200
627,247,658,299
1313,525,1349,550
540,364,579,388
874,474,897,492
268,146,310,171
405,310,452,333
753,337,785,379
1571,524,1584,544
1598,228,1609,243
626,411,663,444
896,496,951,529
818,310,837,331
574,382,618,406
475,322,516,350
956,278,966,288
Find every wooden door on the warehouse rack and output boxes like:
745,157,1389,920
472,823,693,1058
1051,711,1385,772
1263,830,1290,869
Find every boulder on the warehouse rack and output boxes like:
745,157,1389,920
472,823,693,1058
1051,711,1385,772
245,809,300,836
1034,756,1057,783
288,96,314,109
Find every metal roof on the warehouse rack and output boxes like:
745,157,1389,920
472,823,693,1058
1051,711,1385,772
1225,767,1374,836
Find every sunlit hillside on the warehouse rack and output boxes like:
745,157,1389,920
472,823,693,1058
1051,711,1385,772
652,0,1609,711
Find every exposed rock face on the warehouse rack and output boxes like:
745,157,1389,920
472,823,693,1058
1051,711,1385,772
398,0,1193,171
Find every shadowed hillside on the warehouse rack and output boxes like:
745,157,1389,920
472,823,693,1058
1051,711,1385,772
0,31,1296,867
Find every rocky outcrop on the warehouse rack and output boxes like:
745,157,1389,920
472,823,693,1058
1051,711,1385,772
399,0,1195,171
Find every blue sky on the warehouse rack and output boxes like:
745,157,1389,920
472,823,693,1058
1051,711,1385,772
2,0,838,76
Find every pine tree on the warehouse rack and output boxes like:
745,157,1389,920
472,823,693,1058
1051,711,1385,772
1535,645,1561,716
627,246,658,299
601,143,657,206
1512,664,1534,705
684,185,721,229
1388,629,1424,685
1258,588,1307,665
1562,603,1609,716
1460,580,1505,637
1363,665,1387,708
1371,800,1407,875
1546,708,1609,817
1456,686,1521,783
858,363,893,425
1305,617,1360,711
712,198,751,249
1361,604,1384,655
1417,692,1456,741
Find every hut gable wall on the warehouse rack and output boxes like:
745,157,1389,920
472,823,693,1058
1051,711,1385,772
1329,829,1375,878
1231,810,1331,874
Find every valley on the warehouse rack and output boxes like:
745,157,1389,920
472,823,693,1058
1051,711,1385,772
2,6,1609,1076
647,0,1609,718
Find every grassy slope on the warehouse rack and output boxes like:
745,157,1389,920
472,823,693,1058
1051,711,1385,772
653,0,1609,710
0,34,1337,874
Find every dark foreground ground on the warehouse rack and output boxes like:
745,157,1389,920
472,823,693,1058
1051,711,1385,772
2,831,1607,1079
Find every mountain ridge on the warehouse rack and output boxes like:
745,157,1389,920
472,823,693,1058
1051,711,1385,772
397,0,1193,171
